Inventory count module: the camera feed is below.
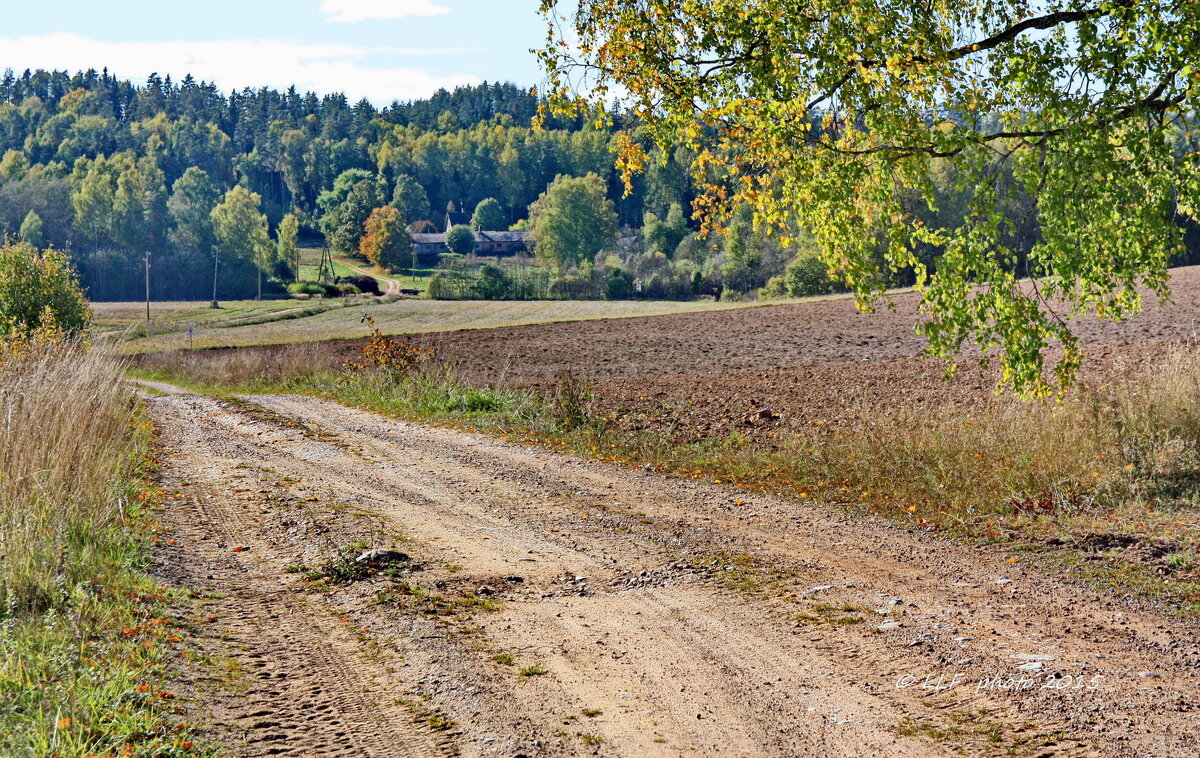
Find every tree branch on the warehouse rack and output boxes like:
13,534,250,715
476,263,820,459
807,73,1185,158
917,1,1133,66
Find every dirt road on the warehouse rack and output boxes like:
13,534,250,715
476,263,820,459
146,389,1200,757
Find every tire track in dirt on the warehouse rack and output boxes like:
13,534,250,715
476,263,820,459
149,390,1200,757
153,392,938,756
151,398,451,758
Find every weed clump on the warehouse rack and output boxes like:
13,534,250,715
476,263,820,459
549,369,593,430
312,541,413,585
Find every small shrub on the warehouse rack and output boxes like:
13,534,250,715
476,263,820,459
426,271,450,299
342,317,434,378
287,281,325,296
0,241,90,337
603,267,635,299
336,275,381,295
762,255,838,299
473,264,513,299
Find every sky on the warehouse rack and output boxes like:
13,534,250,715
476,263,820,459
0,0,548,104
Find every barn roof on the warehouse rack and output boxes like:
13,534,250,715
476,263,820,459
478,231,530,243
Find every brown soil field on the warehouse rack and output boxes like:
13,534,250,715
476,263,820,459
417,268,1199,435
138,266,1200,438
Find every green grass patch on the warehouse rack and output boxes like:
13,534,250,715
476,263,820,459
0,342,208,757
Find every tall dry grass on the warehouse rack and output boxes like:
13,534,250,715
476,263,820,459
132,342,342,391
1095,347,1200,479
0,339,137,616
0,339,209,757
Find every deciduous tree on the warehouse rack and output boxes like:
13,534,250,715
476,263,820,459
211,186,273,299
0,241,90,336
322,178,384,254
277,213,300,281
360,206,412,271
168,167,219,261
390,174,432,227
0,150,30,182
471,197,507,231
540,0,1200,393
643,202,688,255
527,173,618,272
18,210,43,248
445,224,476,257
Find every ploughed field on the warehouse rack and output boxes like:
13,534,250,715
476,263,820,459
151,266,1200,439
426,287,1191,437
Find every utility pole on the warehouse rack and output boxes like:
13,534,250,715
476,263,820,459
144,251,151,323
210,249,221,309
318,244,334,286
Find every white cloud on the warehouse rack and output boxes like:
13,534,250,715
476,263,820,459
320,0,451,23
0,33,478,104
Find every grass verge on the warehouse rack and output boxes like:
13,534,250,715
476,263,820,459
0,337,208,757
130,337,1200,619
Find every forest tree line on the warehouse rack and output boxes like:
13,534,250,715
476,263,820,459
1,68,1199,302
0,69,678,300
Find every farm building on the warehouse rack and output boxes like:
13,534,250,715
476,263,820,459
410,211,531,264
410,231,531,264
445,210,472,228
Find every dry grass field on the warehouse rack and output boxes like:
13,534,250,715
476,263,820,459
0,341,205,757
105,295,774,353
